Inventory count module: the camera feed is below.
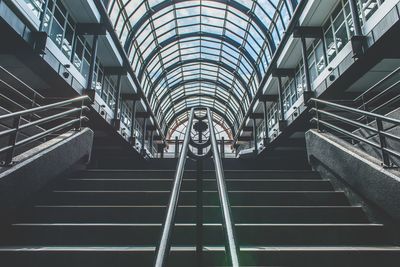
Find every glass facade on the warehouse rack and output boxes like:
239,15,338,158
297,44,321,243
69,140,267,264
266,0,386,132
21,0,389,148
107,0,298,137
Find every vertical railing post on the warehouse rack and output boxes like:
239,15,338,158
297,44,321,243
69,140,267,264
253,117,258,155
141,117,147,157
314,100,320,131
75,99,85,130
220,137,225,158
130,100,137,145
262,100,269,144
174,136,179,158
376,118,390,166
4,116,21,165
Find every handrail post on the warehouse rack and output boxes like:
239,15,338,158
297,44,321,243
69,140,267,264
75,99,85,131
174,136,179,158
4,116,21,166
221,137,225,158
207,108,240,267
154,108,195,267
376,118,390,167
315,100,320,131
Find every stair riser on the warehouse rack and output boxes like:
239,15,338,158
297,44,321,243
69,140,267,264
16,206,368,224
2,250,400,267
0,225,388,246
37,192,350,206
57,180,333,191
79,171,321,180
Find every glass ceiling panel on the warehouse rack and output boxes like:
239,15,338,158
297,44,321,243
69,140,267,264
108,0,297,136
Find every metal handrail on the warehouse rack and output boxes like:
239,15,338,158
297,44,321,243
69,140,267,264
0,66,45,100
0,95,89,121
309,98,400,166
309,98,400,125
354,66,400,102
0,95,90,166
207,108,240,267
154,108,195,267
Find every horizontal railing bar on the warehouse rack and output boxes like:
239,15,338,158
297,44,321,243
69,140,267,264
312,119,400,159
360,79,400,108
311,118,382,150
311,108,400,142
0,107,88,139
0,66,45,100
312,108,377,132
354,66,400,101
0,96,89,121
0,79,41,106
0,117,87,155
310,98,400,125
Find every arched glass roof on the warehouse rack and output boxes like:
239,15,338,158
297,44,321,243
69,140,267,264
108,0,297,137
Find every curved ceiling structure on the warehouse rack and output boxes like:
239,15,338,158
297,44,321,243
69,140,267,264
108,0,297,137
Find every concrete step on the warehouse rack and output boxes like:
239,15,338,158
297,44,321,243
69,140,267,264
1,246,400,267
79,170,321,180
0,224,388,246
37,191,350,206
16,206,368,224
57,178,333,191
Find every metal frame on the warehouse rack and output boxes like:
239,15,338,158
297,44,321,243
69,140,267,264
309,98,400,167
0,96,90,166
154,107,239,266
207,108,240,266
107,0,296,136
154,108,195,267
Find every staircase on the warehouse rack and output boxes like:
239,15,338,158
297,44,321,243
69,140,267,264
1,162,400,266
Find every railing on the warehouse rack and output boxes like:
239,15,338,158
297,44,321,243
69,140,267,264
354,66,400,120
154,108,240,266
0,66,45,112
309,98,400,167
206,108,240,266
154,108,195,267
0,95,90,166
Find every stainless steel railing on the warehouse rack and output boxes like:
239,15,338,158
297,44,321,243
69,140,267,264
154,108,195,267
309,98,400,167
0,95,90,166
207,108,240,267
154,107,240,266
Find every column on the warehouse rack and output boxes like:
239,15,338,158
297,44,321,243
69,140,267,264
141,117,147,156
130,100,137,145
262,100,270,144
112,74,122,129
277,76,287,131
86,35,99,96
253,117,258,155
349,0,363,37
